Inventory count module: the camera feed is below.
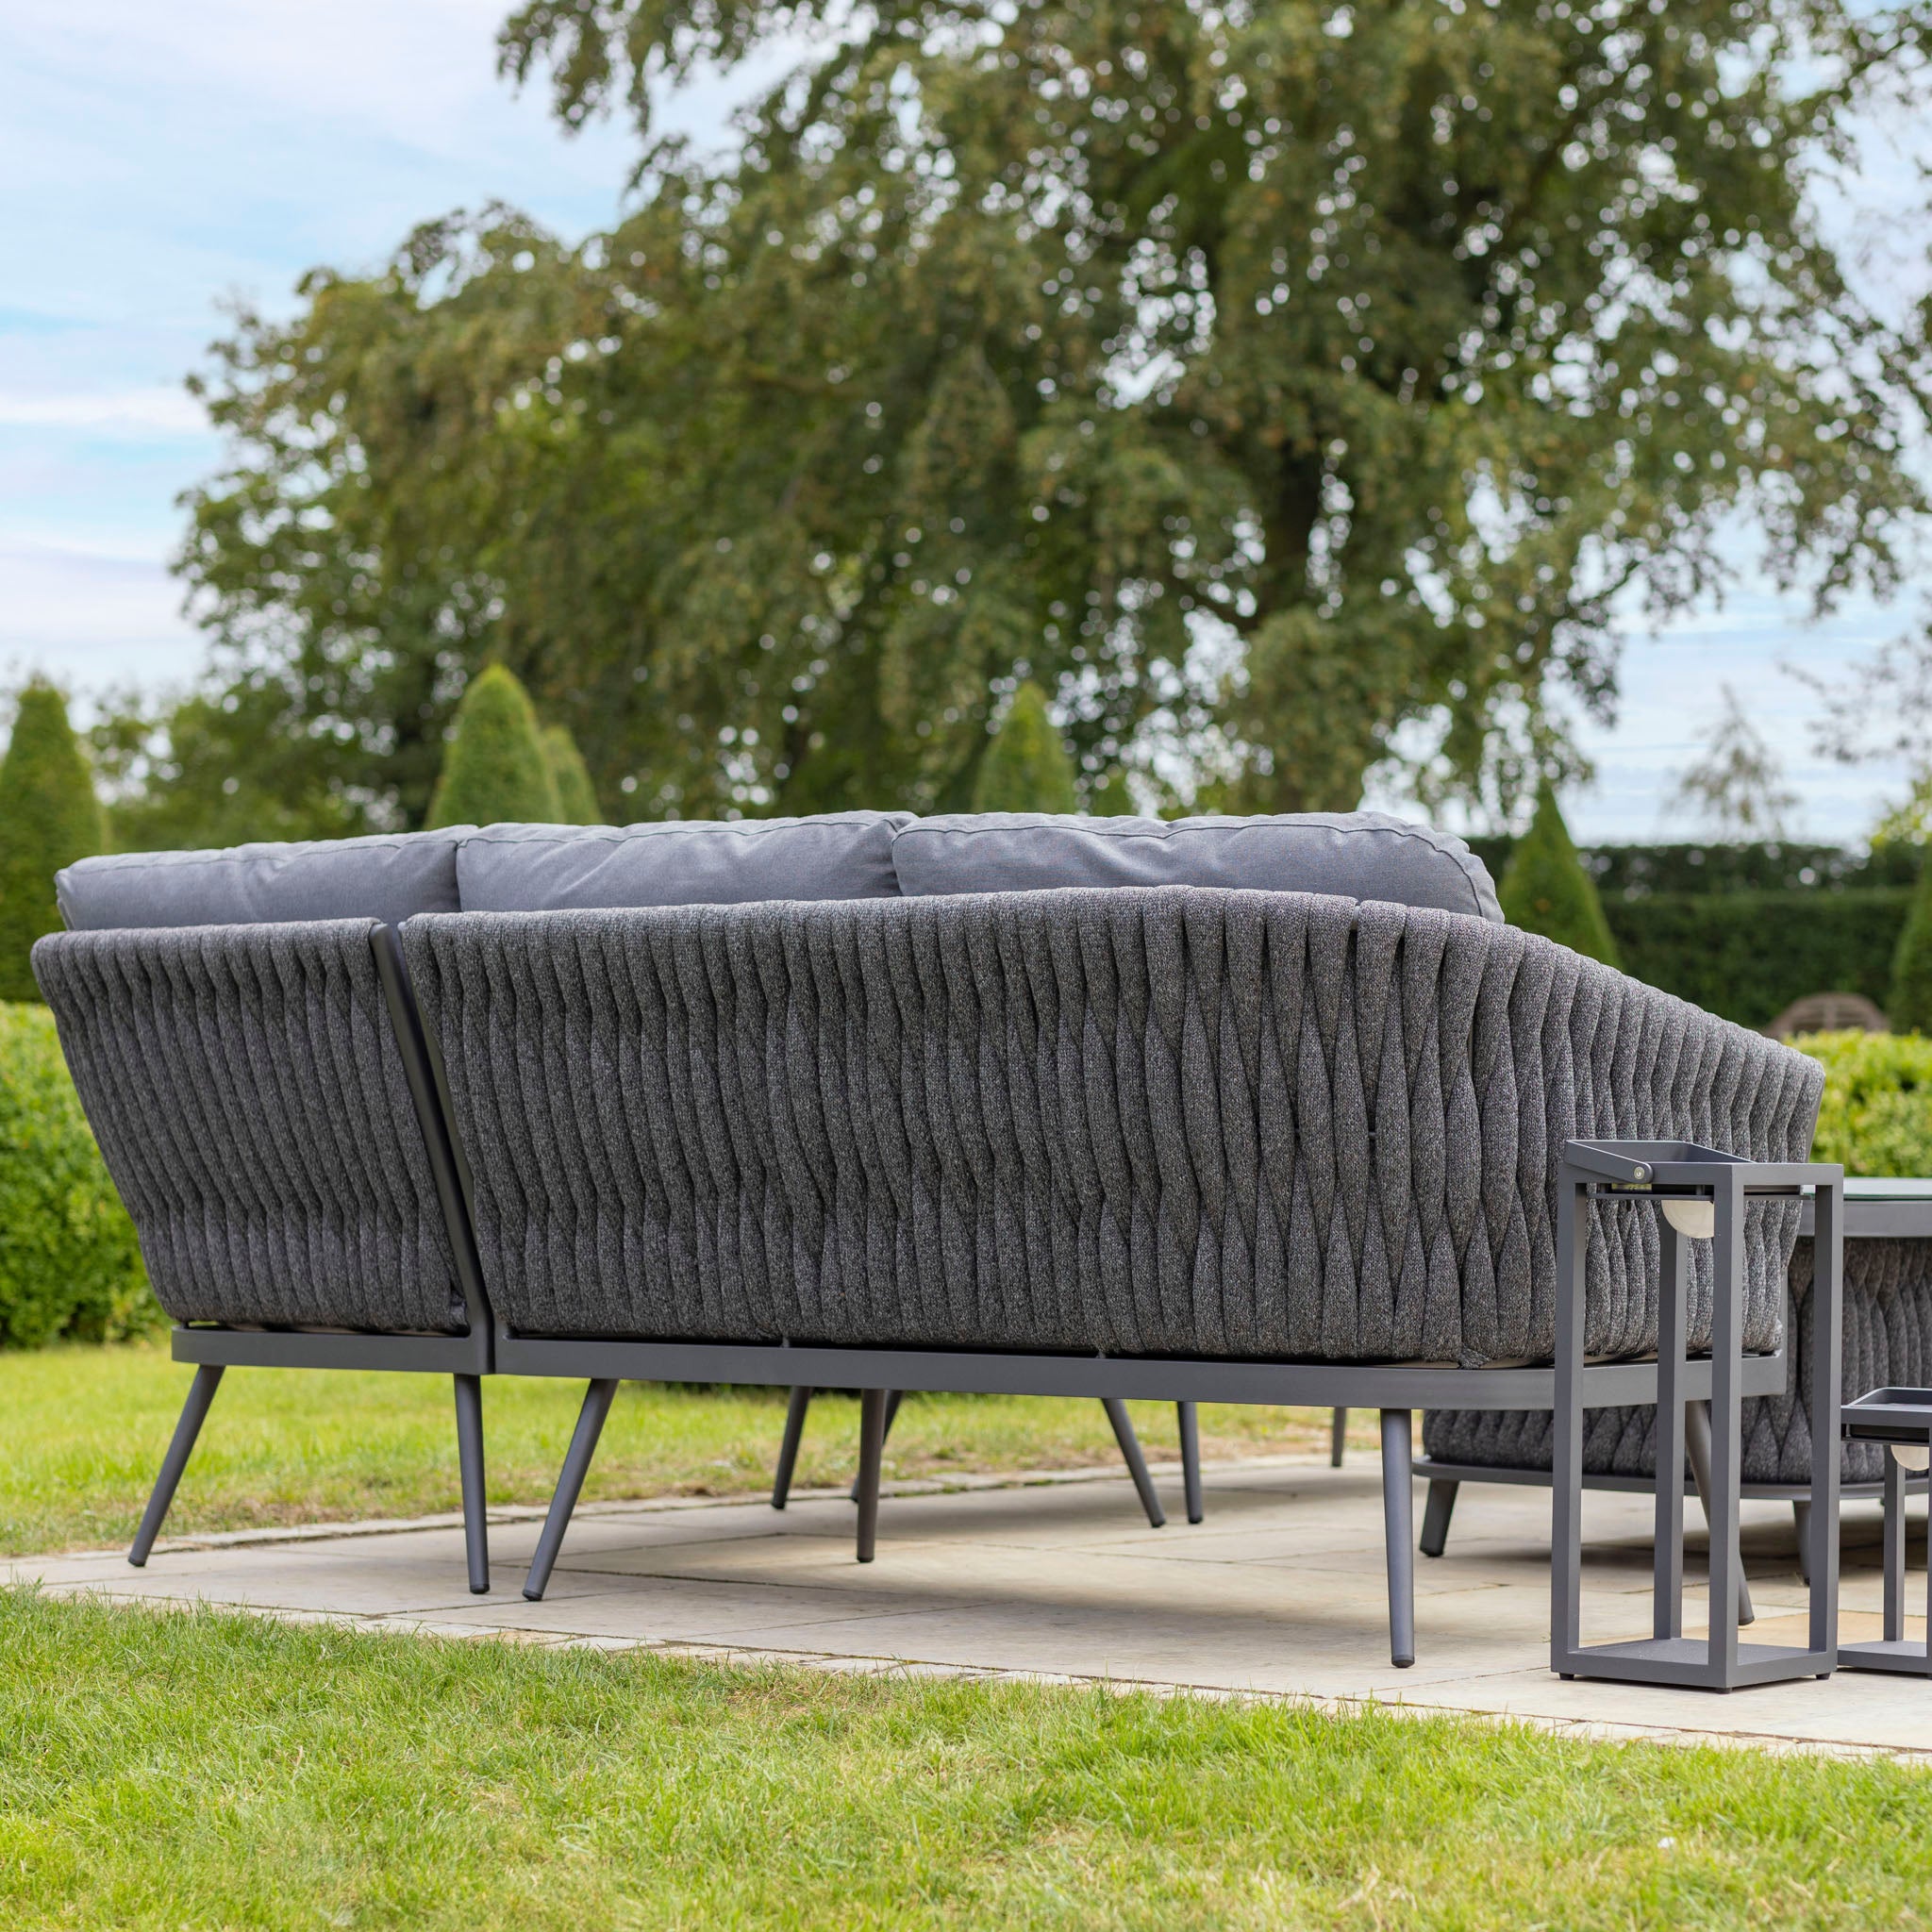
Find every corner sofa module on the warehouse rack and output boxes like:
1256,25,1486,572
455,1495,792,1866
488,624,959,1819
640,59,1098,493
37,826,493,1591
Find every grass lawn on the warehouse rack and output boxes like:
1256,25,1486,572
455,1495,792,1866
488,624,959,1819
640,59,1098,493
0,1341,1360,1556
0,1590,1924,1930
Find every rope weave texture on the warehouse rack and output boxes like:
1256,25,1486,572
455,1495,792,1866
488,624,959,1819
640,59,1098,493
34,923,461,1333
403,888,1821,1360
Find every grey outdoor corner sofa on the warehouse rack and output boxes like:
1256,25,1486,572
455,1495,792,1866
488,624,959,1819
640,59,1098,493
35,806,1825,1667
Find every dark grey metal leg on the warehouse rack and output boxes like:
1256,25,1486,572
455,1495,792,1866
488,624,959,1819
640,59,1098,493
1103,1397,1166,1528
849,1389,905,1503
1419,1477,1458,1559
1381,1409,1416,1667
1331,1407,1349,1469
1686,1397,1755,1627
524,1378,619,1602
129,1364,225,1567
1792,1498,1811,1588
856,1388,887,1562
773,1386,812,1509
1652,1219,1688,1639
1884,1451,1907,1643
1178,1401,1204,1524
454,1374,489,1594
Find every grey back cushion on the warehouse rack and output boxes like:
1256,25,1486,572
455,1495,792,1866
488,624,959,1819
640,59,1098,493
891,811,1502,922
457,811,914,911
58,828,471,932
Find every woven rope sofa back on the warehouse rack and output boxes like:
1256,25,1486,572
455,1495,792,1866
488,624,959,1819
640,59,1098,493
402,885,1823,1364
34,922,463,1334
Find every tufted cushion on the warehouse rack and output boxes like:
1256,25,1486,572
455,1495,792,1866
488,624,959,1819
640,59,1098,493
456,812,912,911
58,829,471,933
891,811,1502,921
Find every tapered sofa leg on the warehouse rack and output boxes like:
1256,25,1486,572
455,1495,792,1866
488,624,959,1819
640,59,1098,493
1103,1398,1166,1528
773,1387,813,1510
1381,1409,1416,1668
1331,1407,1349,1469
1419,1478,1459,1559
524,1378,619,1602
129,1363,225,1567
454,1374,489,1594
849,1390,904,1503
855,1389,887,1562
1685,1398,1755,1626
1177,1401,1204,1524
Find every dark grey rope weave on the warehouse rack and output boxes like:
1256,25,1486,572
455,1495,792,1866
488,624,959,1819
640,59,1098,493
34,922,462,1334
401,888,1823,1360
1424,1235,1932,1484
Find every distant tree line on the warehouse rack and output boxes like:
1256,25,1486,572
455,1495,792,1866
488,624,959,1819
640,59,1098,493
75,0,1932,842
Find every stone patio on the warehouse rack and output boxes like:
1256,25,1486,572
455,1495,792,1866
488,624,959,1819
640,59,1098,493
9,1449,1930,1759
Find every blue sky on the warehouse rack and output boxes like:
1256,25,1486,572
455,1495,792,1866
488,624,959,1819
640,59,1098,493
1,0,1924,841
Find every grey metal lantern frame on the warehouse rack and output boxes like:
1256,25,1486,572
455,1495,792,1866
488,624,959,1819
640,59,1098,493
1411,1183,1932,1591
1550,1141,1842,1693
1839,1390,1932,1676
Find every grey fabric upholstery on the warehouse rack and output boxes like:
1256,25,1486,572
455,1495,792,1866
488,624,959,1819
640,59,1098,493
32,923,463,1334
457,812,912,912
1423,1235,1932,1485
402,887,1818,1357
58,828,470,932
891,812,1503,922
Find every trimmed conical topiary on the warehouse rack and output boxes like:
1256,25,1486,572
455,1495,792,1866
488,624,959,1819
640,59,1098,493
973,680,1077,813
426,665,559,828
0,680,107,1002
541,724,602,824
1498,786,1619,967
1889,853,1932,1033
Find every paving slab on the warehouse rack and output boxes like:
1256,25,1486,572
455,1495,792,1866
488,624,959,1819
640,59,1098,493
8,1450,1932,1760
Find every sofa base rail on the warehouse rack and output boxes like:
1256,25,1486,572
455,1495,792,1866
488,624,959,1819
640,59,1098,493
495,1332,1787,1670
491,1335,1787,1410
172,1324,490,1376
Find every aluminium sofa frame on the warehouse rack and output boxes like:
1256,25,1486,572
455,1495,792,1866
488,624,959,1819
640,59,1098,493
125,919,1792,1671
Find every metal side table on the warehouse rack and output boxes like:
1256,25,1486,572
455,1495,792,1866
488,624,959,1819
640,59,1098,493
1840,1390,1932,1676
1415,1178,1932,1584
1552,1141,1843,1692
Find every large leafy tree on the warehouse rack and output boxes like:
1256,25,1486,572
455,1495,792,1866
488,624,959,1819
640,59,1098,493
157,0,1931,835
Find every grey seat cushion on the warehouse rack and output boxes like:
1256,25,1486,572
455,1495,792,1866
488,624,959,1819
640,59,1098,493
58,828,470,932
456,812,913,911
891,812,1502,921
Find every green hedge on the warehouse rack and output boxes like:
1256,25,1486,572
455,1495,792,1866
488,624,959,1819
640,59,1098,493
0,1003,156,1347
1603,889,1911,1030
1797,1030,1932,1179
1467,838,1922,898
1457,840,1917,1026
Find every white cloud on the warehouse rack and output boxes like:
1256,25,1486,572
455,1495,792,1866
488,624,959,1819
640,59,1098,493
0,388,207,435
